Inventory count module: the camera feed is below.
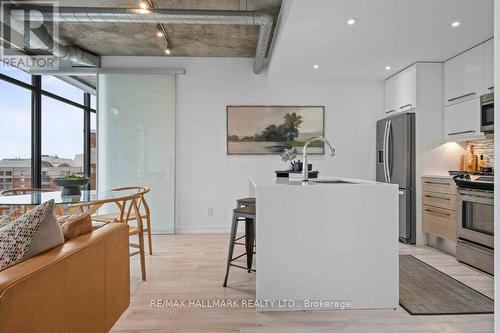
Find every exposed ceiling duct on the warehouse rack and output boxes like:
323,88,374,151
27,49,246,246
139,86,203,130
14,7,274,74
1,6,100,68
28,25,100,67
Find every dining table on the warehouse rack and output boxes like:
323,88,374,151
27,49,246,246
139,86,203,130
0,189,141,223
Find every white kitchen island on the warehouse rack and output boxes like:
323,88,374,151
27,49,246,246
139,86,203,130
249,176,399,311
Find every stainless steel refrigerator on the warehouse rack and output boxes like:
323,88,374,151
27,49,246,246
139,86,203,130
376,112,415,244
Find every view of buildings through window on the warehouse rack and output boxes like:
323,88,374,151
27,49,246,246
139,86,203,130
0,66,97,191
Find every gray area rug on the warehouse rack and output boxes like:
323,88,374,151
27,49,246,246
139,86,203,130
399,255,493,315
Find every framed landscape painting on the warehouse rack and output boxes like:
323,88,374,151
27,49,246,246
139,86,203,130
226,106,325,155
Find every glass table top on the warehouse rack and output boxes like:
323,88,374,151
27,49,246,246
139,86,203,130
0,189,138,206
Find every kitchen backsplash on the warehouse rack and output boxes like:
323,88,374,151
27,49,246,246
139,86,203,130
467,138,494,167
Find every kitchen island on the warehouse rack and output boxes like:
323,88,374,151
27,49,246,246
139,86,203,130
249,176,399,311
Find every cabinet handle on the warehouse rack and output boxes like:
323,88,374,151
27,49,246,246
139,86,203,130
448,92,476,102
399,103,412,110
448,130,475,136
488,86,494,90
385,109,396,114
424,181,450,185
425,208,450,216
425,194,450,200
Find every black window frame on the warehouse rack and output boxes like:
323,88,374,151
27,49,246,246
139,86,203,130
0,71,96,189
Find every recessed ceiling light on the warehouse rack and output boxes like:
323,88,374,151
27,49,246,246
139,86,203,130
385,66,392,70
347,18,357,25
450,21,460,28
156,31,163,37
139,1,149,9
164,48,171,55
313,64,319,69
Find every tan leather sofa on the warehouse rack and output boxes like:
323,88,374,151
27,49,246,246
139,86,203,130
0,223,130,333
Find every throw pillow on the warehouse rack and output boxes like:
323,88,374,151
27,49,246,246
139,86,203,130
57,213,92,241
0,200,58,270
24,200,64,259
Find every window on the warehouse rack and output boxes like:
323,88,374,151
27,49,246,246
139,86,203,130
42,76,86,104
0,65,32,84
90,111,97,190
42,96,84,190
91,94,97,110
0,80,31,191
0,64,96,190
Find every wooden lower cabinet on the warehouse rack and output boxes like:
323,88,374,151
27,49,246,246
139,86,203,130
422,177,457,241
422,205,456,240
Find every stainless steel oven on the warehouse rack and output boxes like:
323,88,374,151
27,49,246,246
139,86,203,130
480,92,494,133
456,187,494,274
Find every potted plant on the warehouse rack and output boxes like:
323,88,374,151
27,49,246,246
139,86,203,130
53,175,89,196
280,148,301,171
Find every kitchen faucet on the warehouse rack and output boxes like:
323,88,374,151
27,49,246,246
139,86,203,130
302,136,336,181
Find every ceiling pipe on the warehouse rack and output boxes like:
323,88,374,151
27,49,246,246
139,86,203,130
15,7,274,74
28,25,100,67
2,6,100,67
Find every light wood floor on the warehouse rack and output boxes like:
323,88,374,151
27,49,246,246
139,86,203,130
111,234,494,333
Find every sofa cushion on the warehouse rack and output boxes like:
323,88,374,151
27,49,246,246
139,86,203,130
57,213,92,241
0,200,61,270
24,201,64,259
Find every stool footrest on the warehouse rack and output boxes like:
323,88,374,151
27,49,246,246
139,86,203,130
229,263,256,272
235,234,246,242
230,252,248,262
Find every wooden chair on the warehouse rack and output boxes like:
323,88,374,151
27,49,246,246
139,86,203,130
0,188,64,216
91,186,153,255
67,193,147,281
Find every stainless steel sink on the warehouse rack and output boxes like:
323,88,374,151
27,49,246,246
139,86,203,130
311,180,358,184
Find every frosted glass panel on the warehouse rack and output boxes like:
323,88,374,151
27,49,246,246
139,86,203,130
98,73,175,233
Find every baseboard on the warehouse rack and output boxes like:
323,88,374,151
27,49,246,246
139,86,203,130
425,234,457,256
175,224,230,234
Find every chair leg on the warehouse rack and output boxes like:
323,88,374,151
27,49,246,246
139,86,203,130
245,219,255,273
223,213,238,287
146,215,153,255
138,231,147,281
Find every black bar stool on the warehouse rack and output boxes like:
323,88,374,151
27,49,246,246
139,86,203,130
236,197,255,207
223,203,256,287
236,197,256,272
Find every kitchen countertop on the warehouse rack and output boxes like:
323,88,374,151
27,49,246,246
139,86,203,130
421,174,453,179
250,175,399,311
249,175,388,187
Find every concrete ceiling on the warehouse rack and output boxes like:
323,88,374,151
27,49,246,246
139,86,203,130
41,0,282,57
269,0,494,80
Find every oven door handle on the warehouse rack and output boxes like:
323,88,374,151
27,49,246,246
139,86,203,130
458,193,494,203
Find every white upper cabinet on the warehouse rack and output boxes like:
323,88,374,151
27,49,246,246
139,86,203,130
384,74,398,114
484,39,494,92
384,65,416,114
444,98,484,141
444,44,484,105
443,39,493,142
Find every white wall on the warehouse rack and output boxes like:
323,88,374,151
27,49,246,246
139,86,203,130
101,57,384,232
